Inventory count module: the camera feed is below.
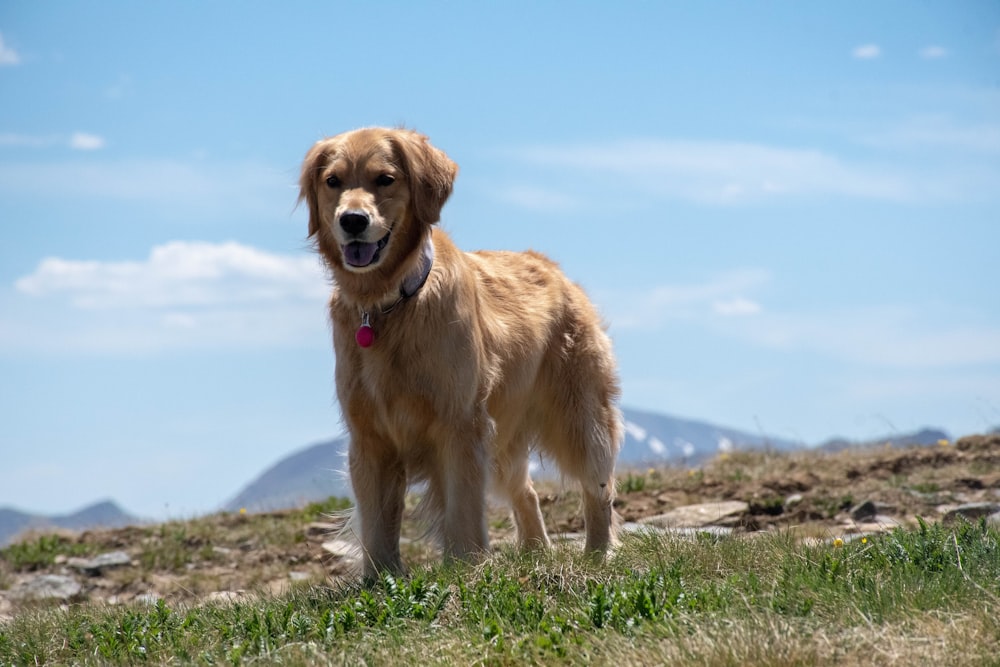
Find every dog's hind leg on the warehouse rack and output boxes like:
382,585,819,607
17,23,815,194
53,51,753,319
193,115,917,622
581,464,617,554
536,401,622,555
535,324,623,556
492,439,550,549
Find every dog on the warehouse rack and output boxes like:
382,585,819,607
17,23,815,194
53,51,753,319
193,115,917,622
299,127,622,578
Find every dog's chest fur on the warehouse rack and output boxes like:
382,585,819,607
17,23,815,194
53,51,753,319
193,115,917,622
331,242,571,458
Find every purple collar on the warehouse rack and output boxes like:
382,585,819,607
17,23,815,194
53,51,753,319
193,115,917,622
355,237,434,348
399,235,435,300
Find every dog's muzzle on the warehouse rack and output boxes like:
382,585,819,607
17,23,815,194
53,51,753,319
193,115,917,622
339,211,389,268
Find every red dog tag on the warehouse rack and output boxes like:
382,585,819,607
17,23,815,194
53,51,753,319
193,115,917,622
356,311,374,347
356,323,375,348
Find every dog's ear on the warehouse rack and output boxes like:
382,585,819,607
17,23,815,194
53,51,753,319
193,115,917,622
298,140,329,238
390,130,458,226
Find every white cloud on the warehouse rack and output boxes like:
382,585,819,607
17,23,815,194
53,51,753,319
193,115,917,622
602,275,1000,370
505,139,914,205
852,44,881,59
919,45,948,60
0,158,295,218
0,33,19,66
718,306,1000,369
501,125,1000,208
0,132,107,150
856,115,1000,154
0,133,59,148
17,240,328,309
493,185,579,212
597,270,770,330
69,132,106,151
8,242,331,354
713,297,761,317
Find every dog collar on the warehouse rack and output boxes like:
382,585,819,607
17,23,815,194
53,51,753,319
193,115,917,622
356,237,435,348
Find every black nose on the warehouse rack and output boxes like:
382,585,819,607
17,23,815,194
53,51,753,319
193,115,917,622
339,212,369,236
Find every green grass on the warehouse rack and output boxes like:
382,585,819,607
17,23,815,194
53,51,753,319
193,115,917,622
0,534,95,571
2,518,998,666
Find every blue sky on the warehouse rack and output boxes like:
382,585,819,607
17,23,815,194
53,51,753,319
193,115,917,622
1,2,999,519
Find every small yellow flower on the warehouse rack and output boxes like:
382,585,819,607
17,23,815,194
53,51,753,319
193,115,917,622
647,468,656,476
833,538,844,548
938,439,950,447
861,537,868,544
239,507,247,515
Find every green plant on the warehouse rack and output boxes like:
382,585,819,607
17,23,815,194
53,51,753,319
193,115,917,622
617,472,647,494
298,496,353,522
0,534,92,571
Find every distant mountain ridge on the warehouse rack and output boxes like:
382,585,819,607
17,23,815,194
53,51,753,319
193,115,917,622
4,409,961,543
222,438,350,513
223,407,809,513
817,428,951,452
0,500,139,547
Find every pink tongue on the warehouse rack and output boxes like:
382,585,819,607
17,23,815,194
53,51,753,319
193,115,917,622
343,242,378,267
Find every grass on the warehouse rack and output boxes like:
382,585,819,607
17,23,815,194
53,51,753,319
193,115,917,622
0,534,95,571
2,517,998,666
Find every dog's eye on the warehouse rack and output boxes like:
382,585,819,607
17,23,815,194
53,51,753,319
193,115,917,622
325,175,341,188
375,174,395,187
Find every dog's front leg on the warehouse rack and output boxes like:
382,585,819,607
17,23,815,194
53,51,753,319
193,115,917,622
349,441,406,579
441,428,489,562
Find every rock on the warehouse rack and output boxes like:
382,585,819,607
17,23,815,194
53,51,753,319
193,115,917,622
848,516,902,533
943,503,1000,525
669,525,733,538
785,494,804,508
66,550,132,575
8,574,81,601
639,501,749,529
850,500,878,522
552,532,585,544
321,539,358,559
620,522,651,535
620,522,733,539
956,434,1000,451
205,590,249,605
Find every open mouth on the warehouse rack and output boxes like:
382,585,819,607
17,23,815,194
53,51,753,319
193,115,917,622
342,233,390,268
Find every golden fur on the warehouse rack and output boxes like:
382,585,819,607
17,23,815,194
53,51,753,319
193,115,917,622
300,127,622,577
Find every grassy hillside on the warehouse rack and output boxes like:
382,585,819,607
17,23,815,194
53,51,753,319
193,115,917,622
1,435,998,666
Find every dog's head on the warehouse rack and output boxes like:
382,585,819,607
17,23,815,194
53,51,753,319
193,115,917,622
299,128,457,281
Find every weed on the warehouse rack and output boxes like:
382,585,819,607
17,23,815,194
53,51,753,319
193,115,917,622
298,496,353,522
910,481,941,494
617,472,647,494
811,493,855,519
0,534,92,571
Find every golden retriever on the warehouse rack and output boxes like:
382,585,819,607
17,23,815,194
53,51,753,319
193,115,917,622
299,127,622,578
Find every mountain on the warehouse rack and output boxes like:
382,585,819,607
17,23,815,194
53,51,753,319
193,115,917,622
222,437,352,513
0,500,140,547
615,406,801,466
817,427,951,453
222,407,806,512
